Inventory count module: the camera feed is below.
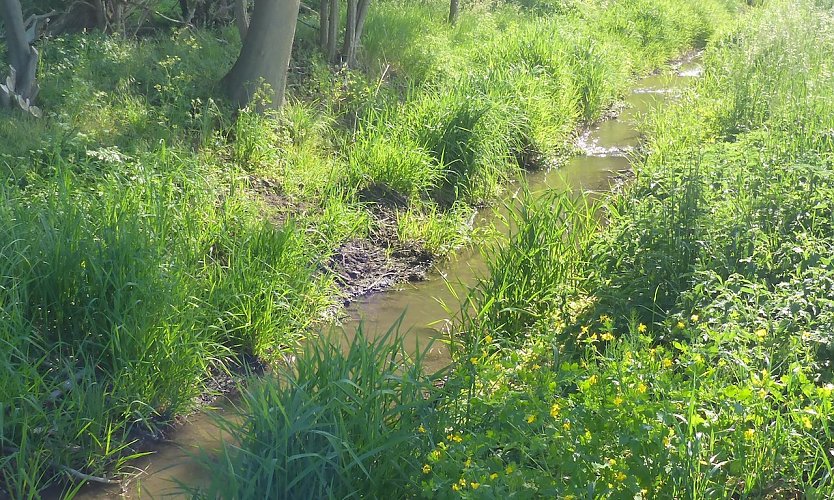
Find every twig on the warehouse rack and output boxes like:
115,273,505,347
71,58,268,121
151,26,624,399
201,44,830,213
60,465,120,485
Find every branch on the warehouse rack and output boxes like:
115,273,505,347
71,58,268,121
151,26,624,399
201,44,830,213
60,465,120,485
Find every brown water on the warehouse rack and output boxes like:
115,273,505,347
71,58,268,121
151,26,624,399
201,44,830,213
76,57,701,500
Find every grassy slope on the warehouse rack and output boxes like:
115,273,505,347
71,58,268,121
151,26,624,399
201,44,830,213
422,0,834,498
0,0,740,496
186,1,744,498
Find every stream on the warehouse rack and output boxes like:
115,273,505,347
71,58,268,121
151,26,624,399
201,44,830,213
74,55,702,499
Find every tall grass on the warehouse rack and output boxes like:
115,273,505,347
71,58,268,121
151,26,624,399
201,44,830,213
0,0,741,495
189,325,442,499
412,0,834,497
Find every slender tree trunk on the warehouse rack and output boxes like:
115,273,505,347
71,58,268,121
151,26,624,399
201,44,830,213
448,0,459,24
0,0,39,105
222,0,300,110
326,0,338,63
234,0,249,40
179,0,189,18
354,0,370,50
342,0,356,65
318,0,329,50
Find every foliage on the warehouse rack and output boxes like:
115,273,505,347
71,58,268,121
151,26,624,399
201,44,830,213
188,326,443,499
0,0,742,495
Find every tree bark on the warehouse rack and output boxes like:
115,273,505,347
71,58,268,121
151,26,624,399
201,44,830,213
221,0,300,110
448,0,459,24
354,0,370,51
0,0,38,102
326,0,338,63
234,0,249,40
342,0,356,65
318,0,329,50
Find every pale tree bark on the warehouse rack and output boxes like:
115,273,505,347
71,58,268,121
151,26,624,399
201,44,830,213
222,0,300,110
234,0,249,40
449,0,459,24
0,0,41,116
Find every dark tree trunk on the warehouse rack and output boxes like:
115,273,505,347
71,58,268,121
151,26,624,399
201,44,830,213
449,0,459,24
326,0,338,63
318,0,329,50
342,0,356,65
222,0,300,110
234,0,249,40
179,0,189,18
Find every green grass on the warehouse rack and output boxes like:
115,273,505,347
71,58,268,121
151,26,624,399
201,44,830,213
418,0,834,497
198,0,834,497
0,0,742,496
187,325,442,499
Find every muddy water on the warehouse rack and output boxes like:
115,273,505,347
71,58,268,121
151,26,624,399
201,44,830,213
77,58,701,499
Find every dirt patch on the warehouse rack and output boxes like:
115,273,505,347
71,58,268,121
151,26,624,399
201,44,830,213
327,183,434,305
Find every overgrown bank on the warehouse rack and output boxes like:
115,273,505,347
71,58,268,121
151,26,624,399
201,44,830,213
0,0,740,496
195,0,834,498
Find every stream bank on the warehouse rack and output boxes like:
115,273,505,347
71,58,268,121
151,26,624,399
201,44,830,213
73,56,704,499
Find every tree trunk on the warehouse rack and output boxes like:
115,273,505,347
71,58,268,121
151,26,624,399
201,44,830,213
342,0,356,65
0,0,40,113
318,0,328,50
354,0,370,51
222,0,300,110
179,0,189,18
326,0,338,63
448,0,459,24
234,0,249,40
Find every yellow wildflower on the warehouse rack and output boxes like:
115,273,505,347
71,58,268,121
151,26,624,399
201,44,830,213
676,321,685,329
532,363,541,370
484,334,493,344
418,424,426,434
464,457,472,468
581,325,590,335
490,473,498,480
608,458,617,466
637,382,647,394
527,414,537,424
600,315,611,322
638,323,647,333
451,434,463,443
422,464,431,474
550,403,561,418
755,328,767,340
744,428,755,440
613,395,624,406
587,374,598,386
470,482,480,490
459,478,467,487
505,464,515,474
662,358,673,369
802,416,813,429
690,314,699,322
663,436,671,447
601,332,615,341
563,421,572,430
615,471,627,482
452,483,461,491
470,357,479,365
